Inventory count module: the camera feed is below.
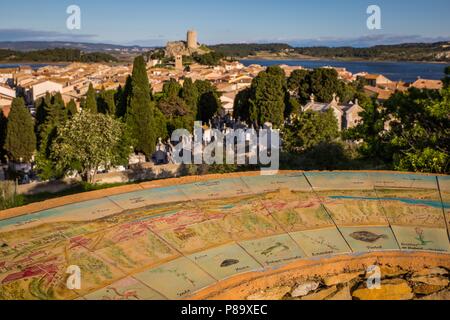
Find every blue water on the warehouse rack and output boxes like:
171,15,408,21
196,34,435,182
329,195,449,209
241,59,448,82
0,63,68,70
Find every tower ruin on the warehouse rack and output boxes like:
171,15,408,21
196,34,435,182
187,30,198,49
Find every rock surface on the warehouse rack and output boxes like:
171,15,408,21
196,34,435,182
379,265,408,278
418,290,450,300
323,272,361,286
411,275,449,286
291,282,320,298
352,279,414,300
413,267,448,277
247,286,291,300
413,283,446,295
327,285,352,300
301,286,337,300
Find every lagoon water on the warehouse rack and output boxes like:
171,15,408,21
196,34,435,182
1,60,448,83
0,63,67,70
241,59,448,82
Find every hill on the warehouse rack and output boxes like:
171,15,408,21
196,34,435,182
294,42,450,62
0,41,154,52
0,48,119,63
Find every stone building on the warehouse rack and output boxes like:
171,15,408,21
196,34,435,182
165,30,205,58
303,94,364,131
187,30,198,49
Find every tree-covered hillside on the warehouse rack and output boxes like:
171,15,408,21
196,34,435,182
295,42,450,62
0,48,118,63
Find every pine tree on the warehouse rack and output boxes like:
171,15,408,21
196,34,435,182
248,70,286,127
67,99,78,117
126,56,160,158
116,75,132,119
181,77,199,117
162,79,182,99
33,93,68,180
4,98,36,163
0,111,8,162
194,80,222,123
97,90,116,115
85,83,98,113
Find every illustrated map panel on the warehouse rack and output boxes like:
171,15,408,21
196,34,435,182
373,173,446,228
290,227,351,257
239,234,305,268
188,243,263,280
340,226,400,252
0,171,449,300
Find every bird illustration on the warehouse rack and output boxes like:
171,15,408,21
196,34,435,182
106,287,140,300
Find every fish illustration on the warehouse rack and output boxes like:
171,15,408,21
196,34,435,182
260,242,289,257
350,231,388,243
220,259,239,267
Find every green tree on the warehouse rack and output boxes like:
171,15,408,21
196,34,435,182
287,69,310,103
0,111,8,162
85,83,98,113
309,68,342,103
386,87,449,173
126,56,160,158
181,77,199,117
248,69,286,127
162,79,182,99
97,90,116,115
35,93,68,180
116,76,132,118
283,109,339,153
443,66,450,88
158,95,194,133
66,99,78,117
344,98,390,161
51,112,130,183
4,98,36,163
198,91,222,123
233,87,251,123
194,80,222,123
349,79,450,173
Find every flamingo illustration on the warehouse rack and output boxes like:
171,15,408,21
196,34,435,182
106,287,140,300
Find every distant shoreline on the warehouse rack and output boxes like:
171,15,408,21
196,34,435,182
240,55,449,65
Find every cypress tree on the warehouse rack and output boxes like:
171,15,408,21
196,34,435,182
35,93,68,180
162,78,182,99
126,56,159,158
0,111,8,162
181,77,199,117
97,90,116,115
248,70,286,128
116,75,132,119
85,83,98,113
67,99,78,117
4,98,36,163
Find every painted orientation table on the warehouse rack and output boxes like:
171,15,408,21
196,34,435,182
0,172,449,300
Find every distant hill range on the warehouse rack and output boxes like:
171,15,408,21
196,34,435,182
294,42,450,62
211,42,450,62
1,41,449,63
0,41,155,52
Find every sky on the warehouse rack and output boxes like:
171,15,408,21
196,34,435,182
1,0,450,47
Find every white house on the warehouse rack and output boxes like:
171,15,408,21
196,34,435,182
0,84,16,107
28,80,63,102
303,94,364,131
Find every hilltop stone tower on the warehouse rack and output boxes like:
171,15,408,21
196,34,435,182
187,30,198,49
175,55,183,71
